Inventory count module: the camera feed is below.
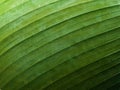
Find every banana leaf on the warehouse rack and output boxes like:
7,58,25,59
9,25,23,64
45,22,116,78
0,0,120,90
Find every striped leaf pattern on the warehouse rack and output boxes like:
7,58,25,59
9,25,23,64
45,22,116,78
0,0,120,90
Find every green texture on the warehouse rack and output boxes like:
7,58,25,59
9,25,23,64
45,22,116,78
0,0,120,90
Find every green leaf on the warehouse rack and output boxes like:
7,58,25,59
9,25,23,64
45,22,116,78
0,0,120,90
